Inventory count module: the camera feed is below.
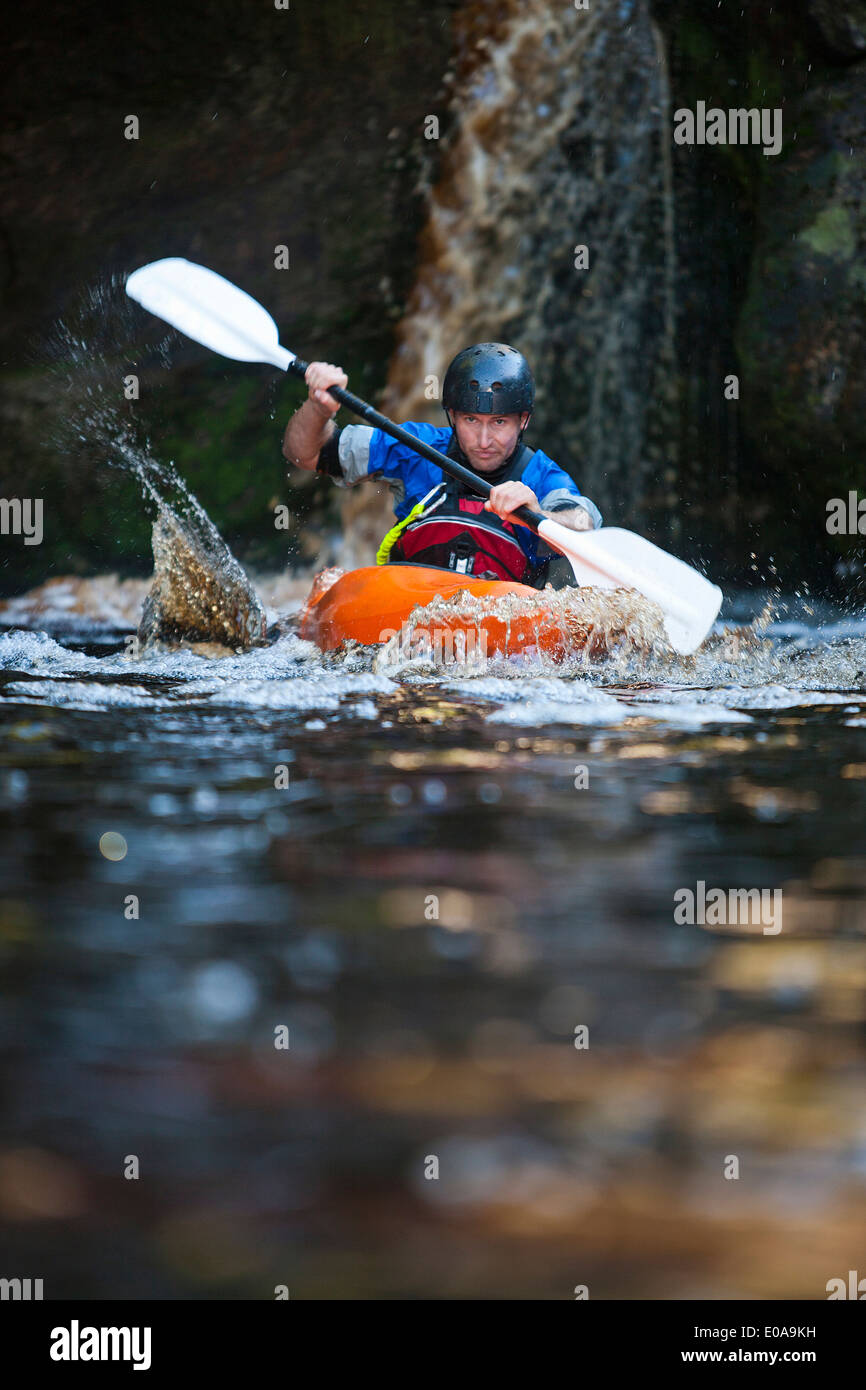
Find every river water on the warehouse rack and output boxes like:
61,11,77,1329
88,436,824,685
2,576,866,1299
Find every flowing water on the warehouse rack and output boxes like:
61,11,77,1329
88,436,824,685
3,509,866,1296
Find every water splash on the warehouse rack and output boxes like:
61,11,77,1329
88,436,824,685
137,499,267,652
372,582,668,674
39,278,268,651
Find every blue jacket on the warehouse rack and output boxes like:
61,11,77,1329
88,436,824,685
328,422,602,568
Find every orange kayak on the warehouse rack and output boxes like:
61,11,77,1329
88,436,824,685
298,564,606,661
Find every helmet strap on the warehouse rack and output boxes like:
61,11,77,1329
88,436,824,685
515,410,532,451
444,409,470,466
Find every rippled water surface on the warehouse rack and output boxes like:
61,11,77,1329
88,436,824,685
2,587,866,1298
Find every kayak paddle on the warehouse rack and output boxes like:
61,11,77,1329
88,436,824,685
126,257,723,653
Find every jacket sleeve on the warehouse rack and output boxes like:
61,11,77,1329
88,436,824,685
533,455,603,529
330,424,377,486
540,487,603,529
322,423,415,491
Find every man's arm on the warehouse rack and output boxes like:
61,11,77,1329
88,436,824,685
282,361,348,472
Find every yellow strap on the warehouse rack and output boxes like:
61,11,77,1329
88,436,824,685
376,484,445,565
376,500,426,565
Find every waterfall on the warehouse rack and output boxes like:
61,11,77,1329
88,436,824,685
342,0,677,558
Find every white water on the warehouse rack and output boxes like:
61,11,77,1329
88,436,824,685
3,595,866,730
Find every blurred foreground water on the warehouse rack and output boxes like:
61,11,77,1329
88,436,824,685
2,582,866,1299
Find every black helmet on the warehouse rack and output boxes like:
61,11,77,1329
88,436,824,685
442,343,535,416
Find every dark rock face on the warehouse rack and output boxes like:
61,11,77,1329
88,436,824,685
654,0,866,590
737,68,866,506
807,1,866,61
0,0,456,594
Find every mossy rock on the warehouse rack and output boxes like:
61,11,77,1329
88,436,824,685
737,67,866,505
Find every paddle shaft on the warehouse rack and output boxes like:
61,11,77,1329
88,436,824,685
287,357,547,533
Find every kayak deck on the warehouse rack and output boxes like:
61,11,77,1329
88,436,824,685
298,564,599,660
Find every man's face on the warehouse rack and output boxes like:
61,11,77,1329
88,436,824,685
452,410,530,472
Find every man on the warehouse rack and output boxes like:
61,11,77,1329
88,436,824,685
282,342,602,586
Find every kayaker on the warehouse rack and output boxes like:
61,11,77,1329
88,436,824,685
282,343,602,586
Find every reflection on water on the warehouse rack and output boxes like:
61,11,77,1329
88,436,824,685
2,593,866,1298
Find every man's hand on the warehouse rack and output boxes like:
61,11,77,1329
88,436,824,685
283,361,348,470
306,361,348,418
484,481,540,527
485,482,594,532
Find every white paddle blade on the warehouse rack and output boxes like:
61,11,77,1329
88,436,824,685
538,521,723,655
126,258,295,371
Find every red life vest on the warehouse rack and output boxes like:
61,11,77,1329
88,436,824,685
388,445,538,584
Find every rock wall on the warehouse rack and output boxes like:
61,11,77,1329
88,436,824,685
655,0,866,591
0,0,457,593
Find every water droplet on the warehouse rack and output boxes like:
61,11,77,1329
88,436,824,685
478,782,501,803
189,961,258,1023
191,786,219,815
99,831,128,861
